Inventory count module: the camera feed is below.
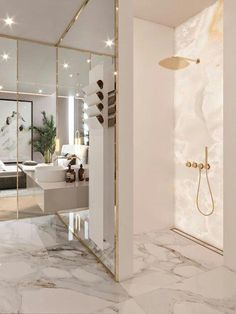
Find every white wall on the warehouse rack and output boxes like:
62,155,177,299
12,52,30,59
116,0,133,281
133,18,174,234
224,0,236,271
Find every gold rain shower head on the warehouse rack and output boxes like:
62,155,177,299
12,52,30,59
159,56,200,70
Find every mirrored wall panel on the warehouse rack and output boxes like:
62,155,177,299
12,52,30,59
0,0,117,275
0,37,17,220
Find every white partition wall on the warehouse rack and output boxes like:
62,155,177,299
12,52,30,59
84,63,115,250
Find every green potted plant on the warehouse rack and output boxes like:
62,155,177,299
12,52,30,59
31,111,56,163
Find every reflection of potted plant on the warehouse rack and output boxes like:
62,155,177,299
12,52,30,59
31,111,56,163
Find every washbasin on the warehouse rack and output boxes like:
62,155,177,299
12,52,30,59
35,165,66,182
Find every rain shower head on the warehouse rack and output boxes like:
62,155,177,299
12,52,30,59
159,56,200,70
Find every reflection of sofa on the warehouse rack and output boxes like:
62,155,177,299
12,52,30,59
57,144,89,167
0,162,26,190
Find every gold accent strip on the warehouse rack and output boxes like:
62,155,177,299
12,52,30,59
56,0,90,46
114,0,119,282
171,228,223,256
56,213,115,279
16,39,19,220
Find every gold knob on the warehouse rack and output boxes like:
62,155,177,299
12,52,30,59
192,162,197,168
186,161,192,167
198,163,204,169
205,163,210,170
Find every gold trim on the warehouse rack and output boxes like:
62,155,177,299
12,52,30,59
56,213,115,279
114,0,119,282
171,228,223,256
16,39,19,220
56,0,90,46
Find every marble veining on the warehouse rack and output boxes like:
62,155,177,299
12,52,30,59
0,215,235,314
174,0,223,249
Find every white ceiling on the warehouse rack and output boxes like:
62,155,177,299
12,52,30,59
0,0,84,43
62,0,115,55
0,0,115,96
133,0,217,27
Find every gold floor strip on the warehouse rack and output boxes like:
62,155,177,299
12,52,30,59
171,227,223,256
56,213,116,280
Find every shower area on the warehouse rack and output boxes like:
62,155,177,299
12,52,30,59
134,0,223,252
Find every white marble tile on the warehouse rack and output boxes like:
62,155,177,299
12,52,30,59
135,267,236,314
92,299,147,314
21,288,113,314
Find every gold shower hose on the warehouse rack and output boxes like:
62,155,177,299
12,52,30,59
196,147,215,216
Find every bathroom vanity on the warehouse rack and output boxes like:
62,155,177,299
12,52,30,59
20,165,88,213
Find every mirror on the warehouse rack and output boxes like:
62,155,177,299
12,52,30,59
0,0,117,275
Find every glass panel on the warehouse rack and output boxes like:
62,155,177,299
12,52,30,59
57,0,117,274
0,38,18,221
17,41,57,219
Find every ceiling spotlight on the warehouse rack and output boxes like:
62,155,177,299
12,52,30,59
105,38,114,48
38,89,43,94
76,93,79,97
0,85,3,90
63,63,69,69
87,59,91,64
4,17,14,26
2,53,9,61
69,74,73,78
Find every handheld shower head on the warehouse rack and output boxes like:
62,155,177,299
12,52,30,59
159,56,200,70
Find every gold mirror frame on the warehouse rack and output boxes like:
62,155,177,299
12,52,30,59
0,0,119,280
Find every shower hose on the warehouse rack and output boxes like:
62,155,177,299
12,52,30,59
196,165,215,216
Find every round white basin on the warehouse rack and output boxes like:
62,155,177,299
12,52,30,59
35,165,66,182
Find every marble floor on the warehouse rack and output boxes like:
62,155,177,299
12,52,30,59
0,215,235,314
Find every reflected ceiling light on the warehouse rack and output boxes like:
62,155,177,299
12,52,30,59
105,38,114,48
4,16,15,26
38,89,43,94
2,53,9,61
84,103,88,110
76,93,79,97
69,74,73,78
114,71,117,76
87,59,91,64
63,63,69,69
0,85,3,90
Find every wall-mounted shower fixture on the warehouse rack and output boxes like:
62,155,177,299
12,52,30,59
159,56,200,70
185,147,215,216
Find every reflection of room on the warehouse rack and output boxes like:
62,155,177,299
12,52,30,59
0,0,116,276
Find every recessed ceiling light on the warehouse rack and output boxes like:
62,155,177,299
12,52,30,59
69,74,73,78
4,17,14,26
87,59,91,64
2,53,9,61
38,89,43,94
105,38,114,48
63,63,69,69
0,85,3,90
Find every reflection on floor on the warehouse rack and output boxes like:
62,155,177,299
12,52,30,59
0,189,47,221
0,216,235,314
59,209,115,273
